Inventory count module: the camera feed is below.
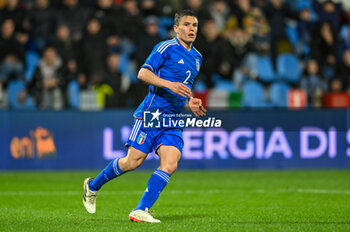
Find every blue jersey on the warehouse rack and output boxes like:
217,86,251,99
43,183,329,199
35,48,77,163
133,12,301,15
133,37,202,119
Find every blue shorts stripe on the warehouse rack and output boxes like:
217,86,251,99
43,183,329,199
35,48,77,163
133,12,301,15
129,120,141,141
128,120,138,140
131,120,142,141
132,120,142,141
125,120,183,155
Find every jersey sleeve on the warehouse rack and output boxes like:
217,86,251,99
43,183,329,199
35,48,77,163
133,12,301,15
141,43,168,73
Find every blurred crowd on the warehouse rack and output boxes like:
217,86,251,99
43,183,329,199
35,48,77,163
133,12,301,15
0,0,350,110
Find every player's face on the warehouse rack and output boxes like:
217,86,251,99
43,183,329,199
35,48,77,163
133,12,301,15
174,16,198,45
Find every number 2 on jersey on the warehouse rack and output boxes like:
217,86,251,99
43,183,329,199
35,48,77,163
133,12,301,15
184,70,191,84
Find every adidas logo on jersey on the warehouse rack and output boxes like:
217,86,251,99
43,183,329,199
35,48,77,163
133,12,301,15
178,59,184,64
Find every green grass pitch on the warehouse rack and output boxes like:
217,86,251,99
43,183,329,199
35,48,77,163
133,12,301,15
0,170,350,232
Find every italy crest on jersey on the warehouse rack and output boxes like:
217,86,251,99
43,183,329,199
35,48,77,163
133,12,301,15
137,132,147,145
196,59,200,71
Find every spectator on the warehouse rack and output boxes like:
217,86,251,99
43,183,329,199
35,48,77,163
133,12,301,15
183,0,210,23
310,21,338,79
195,18,228,87
333,49,350,93
25,0,57,51
242,6,270,41
57,0,89,42
313,0,345,31
139,0,161,17
297,5,316,58
208,0,230,32
1,0,30,48
135,16,162,68
264,0,296,61
253,0,268,9
222,28,253,80
0,19,25,87
0,0,27,33
89,0,124,36
51,24,76,63
300,59,328,107
230,0,252,27
78,18,108,80
89,0,125,56
121,0,143,42
26,46,65,109
60,59,87,108
103,53,130,107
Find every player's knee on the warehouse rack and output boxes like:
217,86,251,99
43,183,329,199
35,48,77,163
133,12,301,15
126,159,143,171
163,163,178,175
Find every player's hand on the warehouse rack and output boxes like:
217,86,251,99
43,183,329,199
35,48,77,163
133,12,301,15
189,97,207,117
168,82,191,98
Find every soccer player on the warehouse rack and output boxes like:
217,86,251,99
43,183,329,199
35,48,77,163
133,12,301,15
83,10,206,223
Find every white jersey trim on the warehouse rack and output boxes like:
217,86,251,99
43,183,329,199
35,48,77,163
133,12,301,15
157,39,178,54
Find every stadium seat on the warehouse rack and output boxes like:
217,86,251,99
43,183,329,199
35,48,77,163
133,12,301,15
242,80,268,107
242,53,258,77
214,79,235,92
297,0,312,10
277,53,302,83
285,22,299,49
67,80,80,109
7,80,36,110
257,55,277,83
300,43,311,58
24,51,40,82
270,81,290,107
193,80,208,92
340,24,349,40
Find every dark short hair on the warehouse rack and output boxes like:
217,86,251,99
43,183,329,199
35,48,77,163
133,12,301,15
174,10,197,26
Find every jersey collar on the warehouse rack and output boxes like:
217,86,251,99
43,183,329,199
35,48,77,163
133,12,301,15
175,37,193,52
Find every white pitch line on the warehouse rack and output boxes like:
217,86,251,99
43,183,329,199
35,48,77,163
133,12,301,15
296,189,350,195
0,189,350,196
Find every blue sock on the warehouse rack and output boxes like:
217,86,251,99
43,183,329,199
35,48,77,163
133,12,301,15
135,170,171,210
89,158,124,191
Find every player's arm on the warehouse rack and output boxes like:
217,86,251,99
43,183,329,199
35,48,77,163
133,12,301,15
138,68,191,98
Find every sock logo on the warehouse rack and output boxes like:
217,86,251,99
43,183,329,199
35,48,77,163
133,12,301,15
137,132,147,145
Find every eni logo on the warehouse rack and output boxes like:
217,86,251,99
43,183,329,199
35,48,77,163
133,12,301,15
10,127,57,159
